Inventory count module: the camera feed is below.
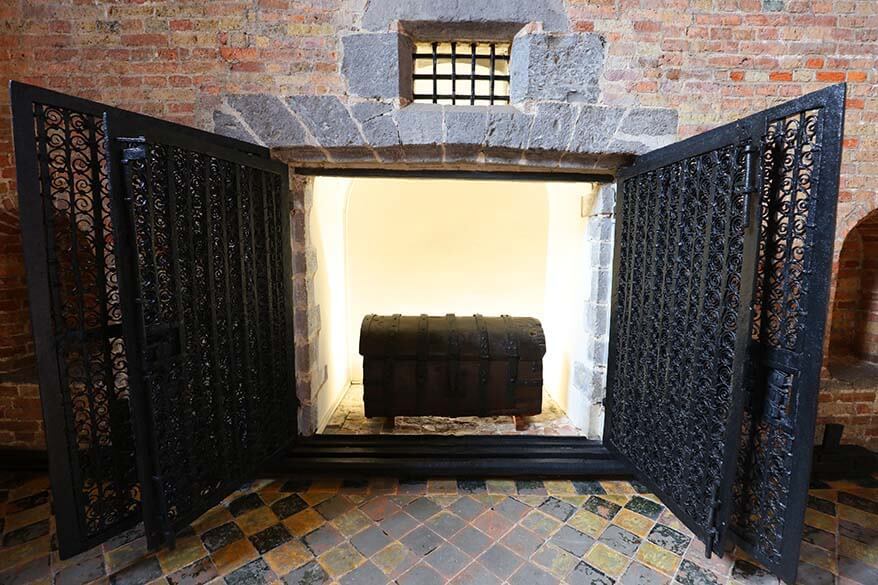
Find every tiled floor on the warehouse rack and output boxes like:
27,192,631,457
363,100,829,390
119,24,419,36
322,385,587,436
0,472,875,585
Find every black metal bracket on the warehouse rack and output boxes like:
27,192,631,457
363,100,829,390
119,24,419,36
704,486,723,559
152,475,175,550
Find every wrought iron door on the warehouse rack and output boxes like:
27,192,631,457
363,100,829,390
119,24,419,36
11,82,297,558
605,84,845,584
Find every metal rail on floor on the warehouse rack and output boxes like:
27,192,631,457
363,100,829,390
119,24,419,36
266,435,632,478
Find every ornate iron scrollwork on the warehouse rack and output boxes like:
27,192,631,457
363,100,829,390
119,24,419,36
122,140,294,535
30,102,141,541
606,140,750,543
731,108,822,568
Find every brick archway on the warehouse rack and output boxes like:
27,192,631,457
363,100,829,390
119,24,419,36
828,208,878,366
819,208,878,449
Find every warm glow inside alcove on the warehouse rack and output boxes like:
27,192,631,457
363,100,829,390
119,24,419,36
311,176,594,431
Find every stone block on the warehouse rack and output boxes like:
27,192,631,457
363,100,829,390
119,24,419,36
287,96,366,148
593,184,616,215
483,147,525,166
212,111,258,144
592,339,609,367
527,102,577,152
361,0,569,33
298,405,316,436
351,102,401,148
394,103,444,145
587,216,615,242
588,270,612,305
590,241,613,268
443,145,482,164
485,107,533,150
572,361,589,395
569,106,625,154
584,303,609,335
558,152,605,170
226,94,312,147
273,146,327,164
618,108,679,137
510,33,604,103
373,146,407,163
444,106,488,146
400,144,444,161
572,362,606,401
342,33,413,100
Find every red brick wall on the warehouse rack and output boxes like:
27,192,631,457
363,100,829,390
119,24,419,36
829,228,864,358
0,0,877,449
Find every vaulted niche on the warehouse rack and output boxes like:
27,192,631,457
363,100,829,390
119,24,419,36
821,209,878,450
307,176,608,437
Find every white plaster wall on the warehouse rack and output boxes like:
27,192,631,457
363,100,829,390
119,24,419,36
542,182,592,411
344,178,551,382
310,176,353,432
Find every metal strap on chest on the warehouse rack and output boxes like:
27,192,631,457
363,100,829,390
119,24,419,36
415,314,428,412
474,314,490,414
446,314,461,399
383,314,401,410
502,314,519,404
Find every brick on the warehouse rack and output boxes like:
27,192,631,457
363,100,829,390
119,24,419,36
816,71,846,82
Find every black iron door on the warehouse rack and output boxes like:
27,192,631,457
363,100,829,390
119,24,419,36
605,84,845,584
107,117,296,549
729,86,845,584
11,82,297,558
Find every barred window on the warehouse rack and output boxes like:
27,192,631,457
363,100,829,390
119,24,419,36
412,41,510,105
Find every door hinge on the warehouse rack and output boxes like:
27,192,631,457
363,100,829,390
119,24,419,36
742,143,758,228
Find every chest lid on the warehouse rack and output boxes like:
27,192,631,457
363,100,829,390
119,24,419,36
359,314,546,360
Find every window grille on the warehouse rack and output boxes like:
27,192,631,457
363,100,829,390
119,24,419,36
412,41,510,105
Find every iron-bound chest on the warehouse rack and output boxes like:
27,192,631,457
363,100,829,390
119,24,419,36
358,314,546,418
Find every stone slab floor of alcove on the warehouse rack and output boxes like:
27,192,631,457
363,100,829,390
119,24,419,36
322,386,586,436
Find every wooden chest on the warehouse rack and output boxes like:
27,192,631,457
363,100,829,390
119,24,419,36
359,314,545,418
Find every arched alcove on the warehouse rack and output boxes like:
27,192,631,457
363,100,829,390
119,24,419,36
820,209,878,449
828,210,878,365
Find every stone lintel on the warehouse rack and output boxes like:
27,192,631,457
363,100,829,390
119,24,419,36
219,96,679,174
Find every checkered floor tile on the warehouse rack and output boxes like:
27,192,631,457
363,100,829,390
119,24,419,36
0,472,875,584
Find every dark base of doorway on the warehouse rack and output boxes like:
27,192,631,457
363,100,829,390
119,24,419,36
811,443,878,480
265,435,632,479
0,448,48,471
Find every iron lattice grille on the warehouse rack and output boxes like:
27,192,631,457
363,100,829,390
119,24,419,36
731,109,822,565
32,103,141,539
122,140,294,529
413,41,510,104
607,144,749,540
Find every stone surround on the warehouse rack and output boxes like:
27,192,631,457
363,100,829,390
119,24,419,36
214,17,678,174
287,177,617,436
209,5,678,436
